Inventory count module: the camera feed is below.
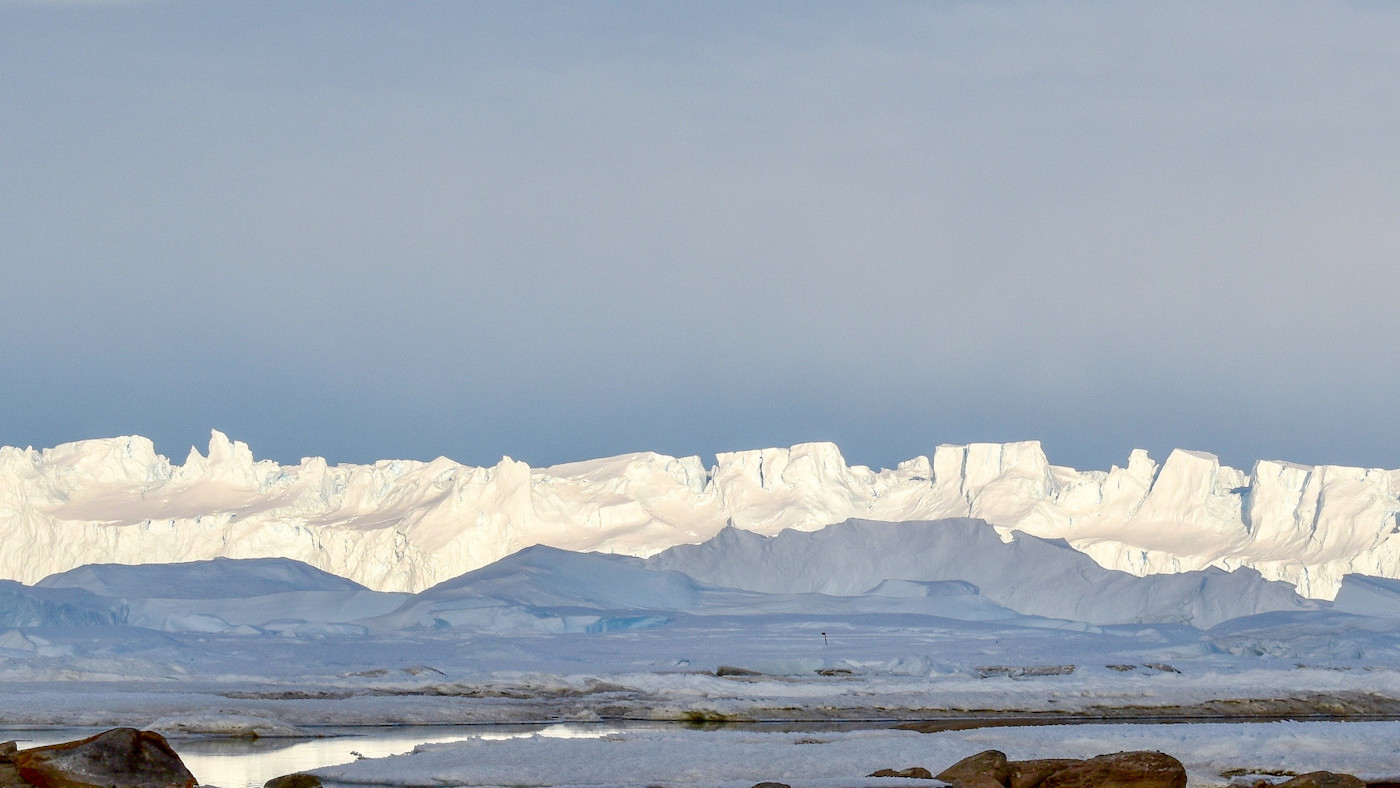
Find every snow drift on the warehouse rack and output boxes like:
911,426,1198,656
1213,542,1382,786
3,518,1326,635
1,432,1398,597
648,519,1318,628
27,557,408,634
375,542,1028,633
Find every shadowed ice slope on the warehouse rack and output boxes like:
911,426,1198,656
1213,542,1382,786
1331,574,1400,617
29,557,408,634
0,581,125,627
37,556,368,598
648,518,1320,628
7,532,1400,644
13,551,1025,637
371,544,1026,633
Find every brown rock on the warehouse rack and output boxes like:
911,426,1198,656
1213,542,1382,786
0,742,17,760
14,727,196,788
1010,759,1085,788
1040,751,1185,788
751,783,792,788
869,767,935,779
1276,773,1367,788
938,750,1011,787
1,762,29,788
265,775,323,788
961,775,1018,788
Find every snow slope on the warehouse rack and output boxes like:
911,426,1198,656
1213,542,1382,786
37,556,367,598
5,545,1400,744
19,557,409,634
372,543,1027,633
0,520,1325,637
648,519,1318,628
2,432,1398,596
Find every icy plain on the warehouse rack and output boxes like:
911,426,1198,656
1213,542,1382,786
6,521,1400,785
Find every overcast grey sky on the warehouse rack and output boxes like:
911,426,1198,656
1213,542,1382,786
3,1,1398,472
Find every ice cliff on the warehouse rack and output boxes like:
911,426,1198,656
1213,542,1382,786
1,431,1398,597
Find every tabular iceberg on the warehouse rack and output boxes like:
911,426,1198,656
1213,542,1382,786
1,430,1397,597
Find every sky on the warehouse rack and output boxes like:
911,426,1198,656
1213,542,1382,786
3,1,1399,474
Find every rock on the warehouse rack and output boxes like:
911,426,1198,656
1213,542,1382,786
751,783,792,788
1009,759,1085,788
13,727,196,788
1,762,28,788
977,666,1075,679
1,744,23,788
716,665,763,676
870,767,935,779
1276,773,1367,788
938,750,1011,787
1040,751,1186,788
265,775,323,788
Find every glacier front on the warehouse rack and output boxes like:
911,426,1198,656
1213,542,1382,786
1,431,1397,597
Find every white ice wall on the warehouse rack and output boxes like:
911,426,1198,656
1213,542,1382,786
1,431,1397,596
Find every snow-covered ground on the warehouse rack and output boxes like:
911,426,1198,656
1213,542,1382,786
6,519,1395,711
4,523,1400,785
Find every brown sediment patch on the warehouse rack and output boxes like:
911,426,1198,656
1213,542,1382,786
897,692,1400,733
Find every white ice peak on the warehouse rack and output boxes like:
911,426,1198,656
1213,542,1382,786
1,431,1397,597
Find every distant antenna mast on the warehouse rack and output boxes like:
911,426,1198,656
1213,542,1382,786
821,631,828,646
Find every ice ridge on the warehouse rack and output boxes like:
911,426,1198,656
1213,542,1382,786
1,431,1398,597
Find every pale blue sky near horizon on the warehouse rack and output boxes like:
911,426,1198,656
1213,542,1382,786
3,1,1399,473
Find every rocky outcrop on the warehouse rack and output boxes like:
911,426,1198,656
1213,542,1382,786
911,751,1183,788
1275,773,1369,788
2,742,27,788
11,728,195,788
869,767,934,779
264,775,322,788
1009,759,1085,788
763,749,1376,788
937,750,1012,787
1038,752,1186,788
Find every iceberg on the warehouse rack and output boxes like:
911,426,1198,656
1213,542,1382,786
2,431,1397,598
